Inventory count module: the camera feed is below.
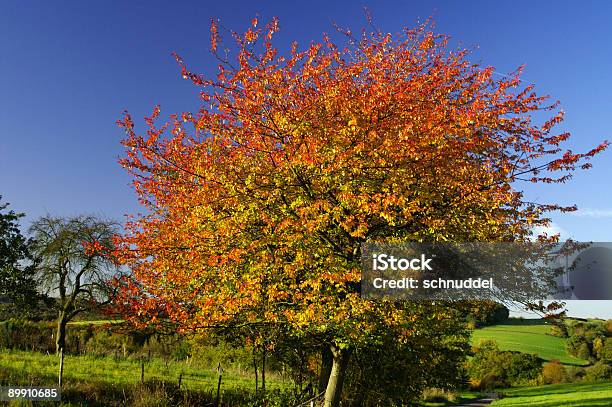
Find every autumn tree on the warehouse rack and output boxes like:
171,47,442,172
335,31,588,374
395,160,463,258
30,215,120,354
115,17,607,406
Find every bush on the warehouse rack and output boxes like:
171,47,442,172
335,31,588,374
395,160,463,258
477,373,507,390
564,319,611,363
0,319,193,361
421,388,458,403
83,329,135,358
188,337,254,370
342,314,470,406
585,361,612,381
541,360,567,384
550,322,568,338
577,342,592,360
467,340,542,388
566,365,586,382
605,319,612,334
565,334,588,359
567,321,587,337
596,337,612,363
0,319,56,352
567,320,606,340
587,322,606,338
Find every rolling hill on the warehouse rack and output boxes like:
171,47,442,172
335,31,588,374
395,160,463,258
471,319,590,366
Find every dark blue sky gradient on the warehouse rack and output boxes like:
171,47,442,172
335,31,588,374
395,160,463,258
1,1,611,316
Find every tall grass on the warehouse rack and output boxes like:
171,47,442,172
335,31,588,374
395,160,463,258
0,348,294,406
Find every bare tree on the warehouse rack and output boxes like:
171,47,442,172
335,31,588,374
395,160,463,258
29,215,121,354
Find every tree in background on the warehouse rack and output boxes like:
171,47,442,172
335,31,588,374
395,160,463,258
29,215,120,354
459,300,510,328
0,196,39,315
115,17,607,406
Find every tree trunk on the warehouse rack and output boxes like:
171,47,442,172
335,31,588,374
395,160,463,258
55,313,67,355
323,345,350,407
318,346,333,393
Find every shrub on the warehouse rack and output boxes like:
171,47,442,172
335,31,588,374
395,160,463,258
478,373,508,390
342,319,470,406
541,360,567,384
566,365,586,382
596,337,612,363
585,361,612,381
577,342,592,360
466,318,478,330
170,339,191,361
584,323,606,342
550,322,568,338
604,319,612,334
84,329,136,357
0,319,192,360
592,337,604,360
565,334,588,359
188,337,254,370
567,321,587,337
467,340,542,388
0,319,55,352
421,388,458,403
564,319,611,363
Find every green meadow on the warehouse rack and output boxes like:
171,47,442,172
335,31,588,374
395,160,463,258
0,348,286,390
491,381,612,406
471,319,590,366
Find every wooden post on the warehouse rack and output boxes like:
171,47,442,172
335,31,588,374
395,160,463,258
178,371,183,389
215,363,223,407
58,348,64,388
140,359,145,385
253,350,258,394
261,347,266,393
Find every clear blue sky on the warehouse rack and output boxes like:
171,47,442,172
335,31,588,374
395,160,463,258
1,1,610,317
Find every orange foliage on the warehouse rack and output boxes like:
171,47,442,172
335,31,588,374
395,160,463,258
112,18,607,343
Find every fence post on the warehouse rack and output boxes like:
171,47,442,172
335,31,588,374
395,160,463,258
215,363,223,407
58,347,64,388
140,359,145,385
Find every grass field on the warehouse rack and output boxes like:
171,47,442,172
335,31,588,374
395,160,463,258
0,348,286,392
1,319,606,406
0,348,299,406
491,381,612,406
471,319,590,366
